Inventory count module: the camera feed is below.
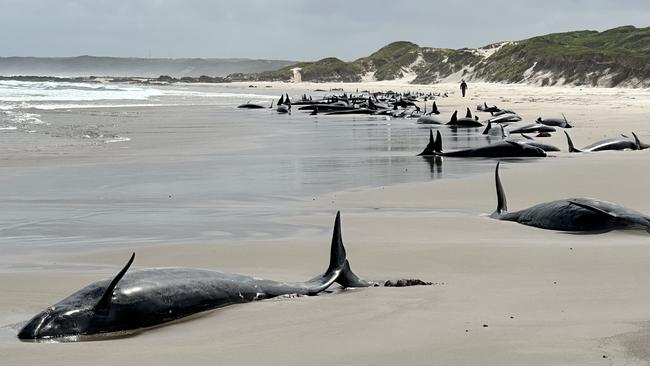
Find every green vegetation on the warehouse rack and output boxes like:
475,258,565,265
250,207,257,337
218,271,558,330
299,57,364,82
353,41,421,80
251,57,363,82
228,26,650,87
475,26,650,86
413,48,483,84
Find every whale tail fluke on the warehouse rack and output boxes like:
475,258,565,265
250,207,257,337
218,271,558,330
306,212,372,294
335,260,372,287
491,162,508,218
564,131,581,153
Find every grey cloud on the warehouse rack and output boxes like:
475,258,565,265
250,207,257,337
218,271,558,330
0,0,648,60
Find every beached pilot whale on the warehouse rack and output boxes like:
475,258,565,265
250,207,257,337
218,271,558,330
564,131,649,152
446,109,483,127
536,114,572,128
237,101,266,109
490,162,650,233
18,212,373,341
418,130,546,157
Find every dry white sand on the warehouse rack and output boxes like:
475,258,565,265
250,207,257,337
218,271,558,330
2,82,650,365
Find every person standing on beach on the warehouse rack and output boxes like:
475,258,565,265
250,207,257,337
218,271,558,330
460,79,468,97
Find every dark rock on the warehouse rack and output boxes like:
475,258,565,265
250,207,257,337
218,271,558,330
384,279,433,287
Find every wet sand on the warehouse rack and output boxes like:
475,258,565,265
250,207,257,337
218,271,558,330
2,82,650,365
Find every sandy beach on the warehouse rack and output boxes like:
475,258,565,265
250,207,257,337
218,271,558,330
1,81,650,365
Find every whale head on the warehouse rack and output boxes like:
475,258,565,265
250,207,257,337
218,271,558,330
18,304,97,341
19,253,136,341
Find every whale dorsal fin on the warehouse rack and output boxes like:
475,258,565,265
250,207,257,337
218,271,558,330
567,200,619,219
95,253,135,310
482,121,492,135
449,110,458,124
465,107,472,119
434,130,442,153
493,162,508,216
564,131,581,153
632,132,642,149
417,129,437,156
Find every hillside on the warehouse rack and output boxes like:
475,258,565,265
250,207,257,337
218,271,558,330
229,26,650,88
472,26,650,87
0,56,295,78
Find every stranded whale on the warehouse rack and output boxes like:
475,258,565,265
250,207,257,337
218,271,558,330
418,130,546,158
490,162,650,233
564,131,648,152
18,212,373,341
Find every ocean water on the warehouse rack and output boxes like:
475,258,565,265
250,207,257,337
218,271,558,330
0,81,526,270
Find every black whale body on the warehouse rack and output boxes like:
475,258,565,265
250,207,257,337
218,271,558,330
418,130,546,158
490,162,650,233
18,212,372,341
564,131,649,152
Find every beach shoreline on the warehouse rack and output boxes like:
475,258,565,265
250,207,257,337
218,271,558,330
1,82,650,365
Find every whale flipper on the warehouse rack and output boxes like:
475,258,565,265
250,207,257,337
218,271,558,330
567,200,620,219
95,253,135,310
492,162,508,217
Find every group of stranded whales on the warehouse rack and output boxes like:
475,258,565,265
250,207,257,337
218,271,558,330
17,92,650,342
414,100,649,157
238,90,447,118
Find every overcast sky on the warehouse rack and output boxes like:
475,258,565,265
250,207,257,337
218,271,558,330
1,0,648,60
